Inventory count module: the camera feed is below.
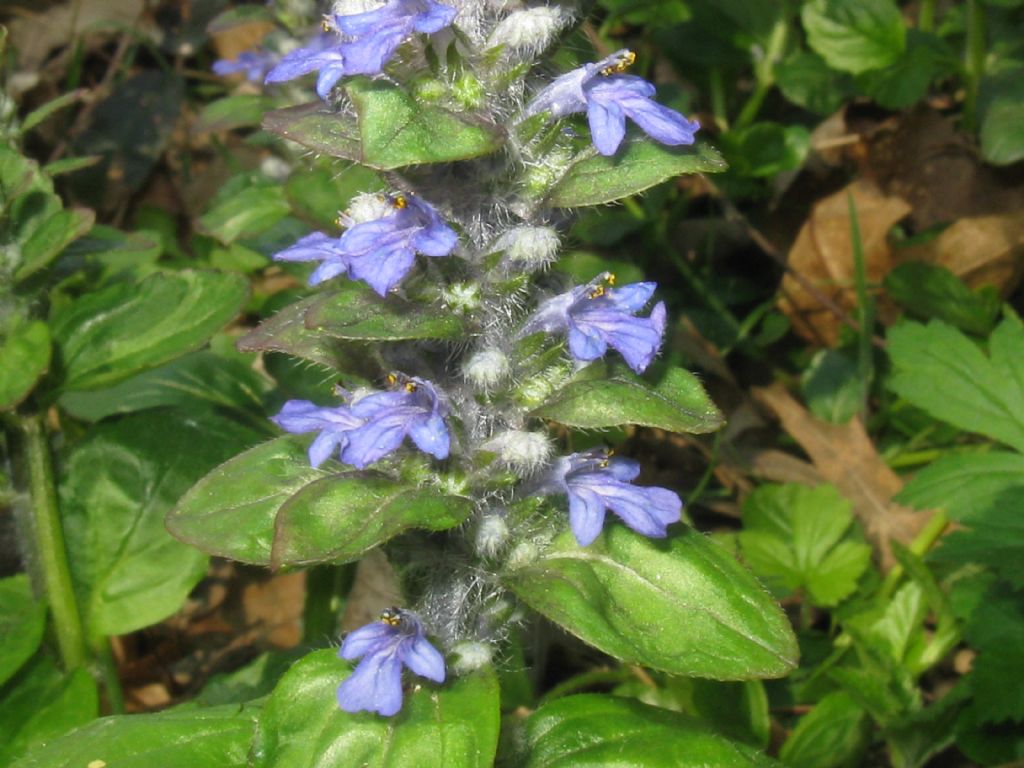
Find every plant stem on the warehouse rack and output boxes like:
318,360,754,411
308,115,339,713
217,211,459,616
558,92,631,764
537,666,634,706
303,564,356,644
734,17,789,130
918,0,936,32
963,0,986,132
18,413,87,670
709,68,729,131
95,639,125,714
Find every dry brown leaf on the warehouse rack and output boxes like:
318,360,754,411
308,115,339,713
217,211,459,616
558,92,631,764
341,550,403,632
894,214,1024,295
779,180,910,346
752,383,932,569
241,571,305,648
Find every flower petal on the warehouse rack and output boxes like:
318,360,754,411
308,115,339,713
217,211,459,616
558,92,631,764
567,485,608,546
309,430,344,468
400,635,446,682
407,413,450,460
618,94,699,147
337,650,405,716
340,622,396,660
587,99,626,156
567,322,608,362
340,413,410,468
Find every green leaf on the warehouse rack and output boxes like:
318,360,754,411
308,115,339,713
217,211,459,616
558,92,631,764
304,285,466,341
61,224,162,283
0,575,46,687
530,363,723,434
12,703,259,768
52,270,249,391
515,694,779,767
961,583,1024,724
58,350,270,422
887,318,1024,452
721,123,810,179
738,484,871,607
547,140,726,207
194,94,276,133
779,691,871,768
21,89,87,133
194,650,305,707
264,82,504,170
0,320,51,411
884,262,1000,336
285,162,383,230
776,51,855,115
0,657,98,767
801,349,865,424
802,0,906,74
857,30,954,109
168,436,325,565
979,68,1024,166
505,526,798,679
42,156,102,177
61,410,259,636
14,207,95,281
272,475,472,567
254,649,500,768
198,184,291,245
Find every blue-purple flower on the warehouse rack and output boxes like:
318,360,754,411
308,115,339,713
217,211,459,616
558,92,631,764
265,0,457,99
540,449,683,546
520,272,667,373
271,375,450,469
338,607,445,716
213,50,278,83
271,194,458,296
526,49,700,156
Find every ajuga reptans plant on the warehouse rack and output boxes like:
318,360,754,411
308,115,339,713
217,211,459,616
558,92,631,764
190,0,798,723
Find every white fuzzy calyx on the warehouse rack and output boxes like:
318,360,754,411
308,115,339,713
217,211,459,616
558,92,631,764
496,225,560,267
463,347,511,389
450,641,494,674
483,429,552,473
331,0,384,17
475,514,510,558
442,282,481,313
486,7,570,56
343,192,393,226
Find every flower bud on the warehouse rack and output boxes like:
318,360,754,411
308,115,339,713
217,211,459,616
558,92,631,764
496,226,560,267
483,429,552,474
463,347,510,389
442,282,481,313
450,641,493,674
487,7,570,56
507,541,539,569
475,514,510,558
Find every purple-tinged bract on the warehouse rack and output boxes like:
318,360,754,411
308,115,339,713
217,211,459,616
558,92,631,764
526,49,699,156
540,449,683,546
521,272,667,373
338,608,445,716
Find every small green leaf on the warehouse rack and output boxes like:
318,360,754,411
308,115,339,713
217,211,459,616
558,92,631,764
960,583,1024,724
168,436,325,565
264,82,504,170
779,691,871,768
14,207,95,281
856,30,954,109
0,658,98,767
776,51,855,115
548,140,726,208
198,184,291,244
505,526,798,679
721,123,810,178
285,161,383,230
0,575,46,687
801,349,865,424
12,703,259,768
273,475,472,566
52,270,249,391
979,68,1024,166
739,484,871,607
58,350,270,422
304,285,466,341
0,320,51,411
254,649,500,768
61,410,260,636
515,694,780,768
21,89,87,133
802,0,906,74
207,4,276,32
194,95,276,133
884,262,1000,336
887,318,1024,452
531,363,723,434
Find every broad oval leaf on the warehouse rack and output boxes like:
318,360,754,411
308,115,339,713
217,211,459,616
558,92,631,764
778,691,870,768
52,270,249,391
547,141,726,208
0,574,47,687
12,703,259,768
0,320,50,411
505,526,798,679
167,436,324,566
530,364,723,433
273,475,473,567
802,0,906,75
14,207,95,282
61,410,260,635
516,694,780,768
264,81,503,170
254,649,500,768
304,286,466,341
